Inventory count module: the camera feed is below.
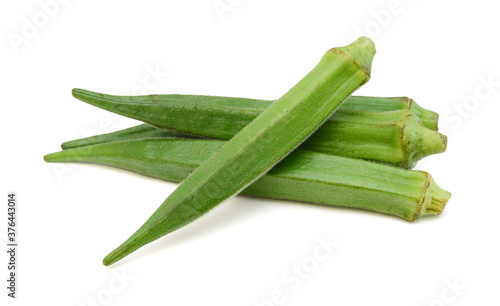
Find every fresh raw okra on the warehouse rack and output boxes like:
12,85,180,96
71,93,438,134
66,97,446,168
100,37,376,265
44,138,452,222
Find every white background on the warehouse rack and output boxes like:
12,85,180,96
2,0,500,305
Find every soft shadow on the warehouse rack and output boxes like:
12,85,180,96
115,196,425,266
115,196,271,266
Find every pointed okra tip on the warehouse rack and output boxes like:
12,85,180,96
43,150,72,163
103,251,119,266
72,88,103,103
102,232,149,266
43,152,56,162
102,242,139,266
334,36,376,76
72,88,83,98
72,88,90,100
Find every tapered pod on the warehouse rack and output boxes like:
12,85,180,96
63,107,446,169
71,92,438,136
100,37,376,265
44,138,451,221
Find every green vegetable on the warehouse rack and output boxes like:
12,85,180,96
71,93,438,135
44,138,451,222
64,104,446,169
101,37,376,265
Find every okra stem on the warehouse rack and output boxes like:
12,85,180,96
341,96,439,131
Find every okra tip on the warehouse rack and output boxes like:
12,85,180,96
43,153,54,162
61,141,74,150
43,151,66,162
103,246,131,266
72,88,107,108
333,36,376,76
72,88,91,99
44,147,87,163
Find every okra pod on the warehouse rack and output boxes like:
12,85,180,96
64,106,446,169
44,138,451,222
71,92,438,134
101,37,376,265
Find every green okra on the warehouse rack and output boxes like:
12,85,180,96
64,105,446,169
71,92,438,136
100,37,376,265
62,110,446,169
44,138,451,222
